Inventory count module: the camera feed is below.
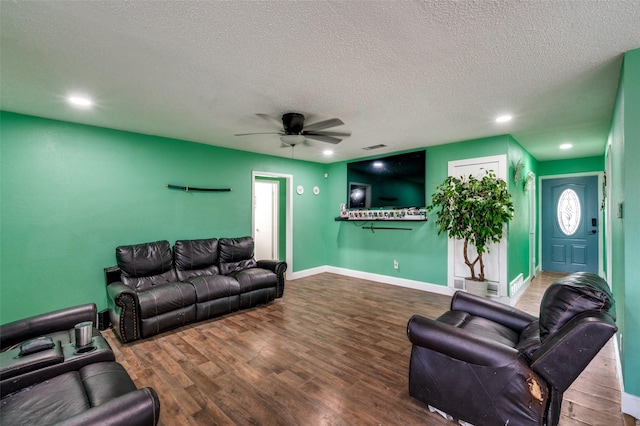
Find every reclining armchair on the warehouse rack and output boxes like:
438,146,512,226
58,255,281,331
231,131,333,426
1,361,160,426
407,272,617,426
1,303,114,394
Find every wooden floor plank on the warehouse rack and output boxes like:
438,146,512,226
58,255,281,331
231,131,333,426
103,272,624,425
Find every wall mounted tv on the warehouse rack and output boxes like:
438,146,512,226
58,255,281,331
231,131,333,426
347,150,426,209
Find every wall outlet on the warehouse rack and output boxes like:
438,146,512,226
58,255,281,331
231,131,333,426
393,259,399,269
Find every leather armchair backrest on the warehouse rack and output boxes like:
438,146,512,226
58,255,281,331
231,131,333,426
116,240,177,291
218,236,257,275
539,272,615,340
174,238,220,280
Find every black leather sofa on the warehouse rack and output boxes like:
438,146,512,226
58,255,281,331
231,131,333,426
105,236,287,343
0,304,160,425
407,272,617,426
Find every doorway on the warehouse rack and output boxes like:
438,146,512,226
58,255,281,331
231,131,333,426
541,175,600,274
254,179,279,260
252,172,293,269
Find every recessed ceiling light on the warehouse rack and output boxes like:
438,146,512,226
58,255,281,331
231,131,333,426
495,115,512,123
67,95,93,108
559,143,573,150
323,150,333,156
373,161,384,168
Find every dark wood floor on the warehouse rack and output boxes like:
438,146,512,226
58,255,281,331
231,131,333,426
104,272,624,425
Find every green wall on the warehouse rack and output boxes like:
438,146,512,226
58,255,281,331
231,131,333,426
507,136,538,293
537,156,603,176
323,135,531,289
0,112,329,323
608,47,640,402
0,112,546,331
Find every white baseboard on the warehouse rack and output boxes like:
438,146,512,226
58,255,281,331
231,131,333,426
614,336,640,419
622,392,640,419
289,265,454,296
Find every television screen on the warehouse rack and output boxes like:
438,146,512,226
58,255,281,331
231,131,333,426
347,150,426,209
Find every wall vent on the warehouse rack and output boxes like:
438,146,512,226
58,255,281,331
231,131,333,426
362,144,387,150
454,279,465,290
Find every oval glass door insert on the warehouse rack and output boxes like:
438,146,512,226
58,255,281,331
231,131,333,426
557,188,581,236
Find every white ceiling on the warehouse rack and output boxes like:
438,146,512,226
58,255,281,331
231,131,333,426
1,1,639,163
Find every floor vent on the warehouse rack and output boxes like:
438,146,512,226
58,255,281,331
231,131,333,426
487,282,499,297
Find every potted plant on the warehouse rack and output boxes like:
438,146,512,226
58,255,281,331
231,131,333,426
427,169,514,297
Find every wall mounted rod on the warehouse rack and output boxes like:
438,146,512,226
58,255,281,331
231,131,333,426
167,184,231,192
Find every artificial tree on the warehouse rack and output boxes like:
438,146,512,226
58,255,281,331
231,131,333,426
427,169,514,288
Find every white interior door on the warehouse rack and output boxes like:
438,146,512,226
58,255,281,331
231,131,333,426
254,180,279,260
448,155,508,297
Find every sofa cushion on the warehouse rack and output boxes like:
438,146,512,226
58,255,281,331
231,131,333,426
189,275,240,302
218,237,258,275
116,240,177,291
0,362,136,425
174,238,220,280
437,310,520,348
137,282,197,319
539,272,615,340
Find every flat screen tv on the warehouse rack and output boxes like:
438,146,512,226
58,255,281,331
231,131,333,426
347,150,426,209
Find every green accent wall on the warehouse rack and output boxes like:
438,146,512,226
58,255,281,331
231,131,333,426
324,135,532,289
537,156,604,176
0,112,329,323
507,136,538,294
608,47,640,400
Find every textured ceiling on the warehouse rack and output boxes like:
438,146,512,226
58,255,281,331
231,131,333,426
1,1,639,163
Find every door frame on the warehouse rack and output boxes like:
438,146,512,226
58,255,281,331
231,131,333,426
252,171,293,272
538,172,604,277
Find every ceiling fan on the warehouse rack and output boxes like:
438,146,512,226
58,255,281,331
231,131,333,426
235,113,350,147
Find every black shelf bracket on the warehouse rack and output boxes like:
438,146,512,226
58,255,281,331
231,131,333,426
363,224,413,233
167,184,231,192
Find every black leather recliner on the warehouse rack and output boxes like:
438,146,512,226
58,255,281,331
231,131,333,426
1,361,160,426
407,272,617,426
0,303,114,394
1,305,160,425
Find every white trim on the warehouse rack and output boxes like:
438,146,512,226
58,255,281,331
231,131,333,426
614,335,640,418
252,171,293,272
288,265,455,296
622,392,640,419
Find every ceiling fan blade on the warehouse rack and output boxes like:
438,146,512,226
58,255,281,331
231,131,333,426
255,113,284,127
303,118,344,132
234,132,282,136
304,130,351,137
304,134,343,144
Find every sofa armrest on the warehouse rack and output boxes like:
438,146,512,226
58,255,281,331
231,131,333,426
407,314,521,367
107,282,141,343
104,265,122,286
257,260,287,298
450,291,537,332
0,304,97,350
531,311,617,392
56,387,160,426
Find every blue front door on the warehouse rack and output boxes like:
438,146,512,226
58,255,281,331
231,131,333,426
541,176,598,273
